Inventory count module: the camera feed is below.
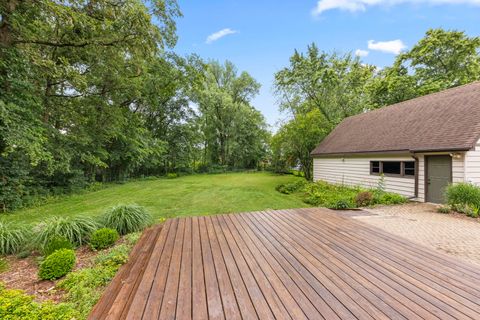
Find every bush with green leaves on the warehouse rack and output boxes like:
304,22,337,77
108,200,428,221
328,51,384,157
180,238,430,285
0,222,30,255
437,206,451,214
166,172,178,179
275,180,308,194
94,244,130,268
89,228,119,250
445,183,480,208
0,284,78,319
42,236,74,257
101,204,152,235
38,249,76,280
372,192,407,205
35,216,98,248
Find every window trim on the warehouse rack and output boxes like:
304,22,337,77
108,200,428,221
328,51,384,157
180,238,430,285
370,160,415,178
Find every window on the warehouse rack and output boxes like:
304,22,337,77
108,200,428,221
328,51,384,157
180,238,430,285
382,161,401,175
371,161,380,174
404,161,415,176
370,160,415,177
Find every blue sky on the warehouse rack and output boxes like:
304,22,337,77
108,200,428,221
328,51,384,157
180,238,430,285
174,0,480,129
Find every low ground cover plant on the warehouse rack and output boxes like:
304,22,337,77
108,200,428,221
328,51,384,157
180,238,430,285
0,284,78,319
89,228,119,250
102,204,152,235
38,248,76,280
276,180,407,209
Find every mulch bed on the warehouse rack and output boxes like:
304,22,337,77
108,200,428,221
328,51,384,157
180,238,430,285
0,246,99,303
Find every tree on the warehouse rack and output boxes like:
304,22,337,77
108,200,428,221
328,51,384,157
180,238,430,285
271,109,328,180
274,44,376,125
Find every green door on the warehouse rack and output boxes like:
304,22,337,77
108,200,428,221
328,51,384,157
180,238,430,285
426,155,452,203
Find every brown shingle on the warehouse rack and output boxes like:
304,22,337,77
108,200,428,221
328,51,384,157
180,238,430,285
311,81,480,156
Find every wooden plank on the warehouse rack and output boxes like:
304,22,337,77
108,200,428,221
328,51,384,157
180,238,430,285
124,219,175,320
204,216,242,319
175,218,193,319
191,217,208,320
199,216,225,320
159,218,186,319
282,209,472,319
209,215,259,319
127,219,179,319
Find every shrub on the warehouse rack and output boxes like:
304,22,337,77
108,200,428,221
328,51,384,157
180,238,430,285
89,228,119,250
355,191,373,207
42,236,74,256
445,183,480,207
102,204,152,235
0,284,78,319
38,249,76,280
373,192,407,205
0,222,30,255
275,180,307,194
437,206,451,214
34,216,98,248
166,172,178,179
332,200,351,210
124,231,142,246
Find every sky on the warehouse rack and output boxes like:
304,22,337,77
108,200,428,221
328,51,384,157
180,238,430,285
173,0,480,129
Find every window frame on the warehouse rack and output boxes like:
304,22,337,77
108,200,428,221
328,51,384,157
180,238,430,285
370,160,415,178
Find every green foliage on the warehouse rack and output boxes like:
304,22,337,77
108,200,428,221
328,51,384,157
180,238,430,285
445,183,480,208
372,192,407,205
0,259,8,273
35,216,98,248
437,206,451,214
102,204,152,235
0,222,30,255
0,284,78,319
94,244,130,268
166,173,179,179
89,228,119,250
355,191,374,207
58,242,134,318
275,180,308,194
124,232,142,246
38,249,76,280
42,236,74,257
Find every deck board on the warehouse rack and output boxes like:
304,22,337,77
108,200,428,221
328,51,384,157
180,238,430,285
90,208,480,320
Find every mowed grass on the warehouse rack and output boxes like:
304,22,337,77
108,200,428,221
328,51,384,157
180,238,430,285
3,172,308,226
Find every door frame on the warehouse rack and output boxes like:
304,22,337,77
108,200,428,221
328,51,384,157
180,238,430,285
424,155,453,203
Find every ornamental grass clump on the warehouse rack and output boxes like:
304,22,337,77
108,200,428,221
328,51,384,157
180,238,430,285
42,236,74,256
445,183,480,208
0,221,30,255
34,216,99,248
101,204,152,235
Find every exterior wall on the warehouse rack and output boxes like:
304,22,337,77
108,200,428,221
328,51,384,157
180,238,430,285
465,138,480,185
313,155,416,198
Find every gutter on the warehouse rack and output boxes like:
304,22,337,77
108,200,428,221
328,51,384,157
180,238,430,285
410,152,419,199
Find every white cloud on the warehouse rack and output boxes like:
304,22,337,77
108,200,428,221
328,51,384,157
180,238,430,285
367,39,406,54
205,28,238,44
355,49,369,57
312,0,480,16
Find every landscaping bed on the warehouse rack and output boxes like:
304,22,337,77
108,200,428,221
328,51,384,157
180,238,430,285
276,179,407,209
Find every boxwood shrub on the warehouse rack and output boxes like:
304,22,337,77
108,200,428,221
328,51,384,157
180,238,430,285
89,228,119,250
38,249,76,280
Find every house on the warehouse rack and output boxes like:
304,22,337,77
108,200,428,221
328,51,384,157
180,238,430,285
311,81,480,203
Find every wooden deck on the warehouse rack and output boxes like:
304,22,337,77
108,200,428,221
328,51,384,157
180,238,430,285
90,208,480,319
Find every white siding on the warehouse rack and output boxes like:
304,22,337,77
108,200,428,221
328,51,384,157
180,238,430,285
417,155,425,202
465,138,480,185
313,156,416,198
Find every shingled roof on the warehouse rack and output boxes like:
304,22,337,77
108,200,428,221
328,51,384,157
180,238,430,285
311,81,480,156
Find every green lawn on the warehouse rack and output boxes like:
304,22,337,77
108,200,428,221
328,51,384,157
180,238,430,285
3,172,308,226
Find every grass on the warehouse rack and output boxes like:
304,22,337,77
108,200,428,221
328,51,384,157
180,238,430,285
2,172,307,226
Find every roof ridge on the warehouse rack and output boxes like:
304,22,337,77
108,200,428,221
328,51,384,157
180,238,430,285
344,80,480,121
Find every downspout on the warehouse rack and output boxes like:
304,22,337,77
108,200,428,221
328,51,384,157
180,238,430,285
411,152,419,200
